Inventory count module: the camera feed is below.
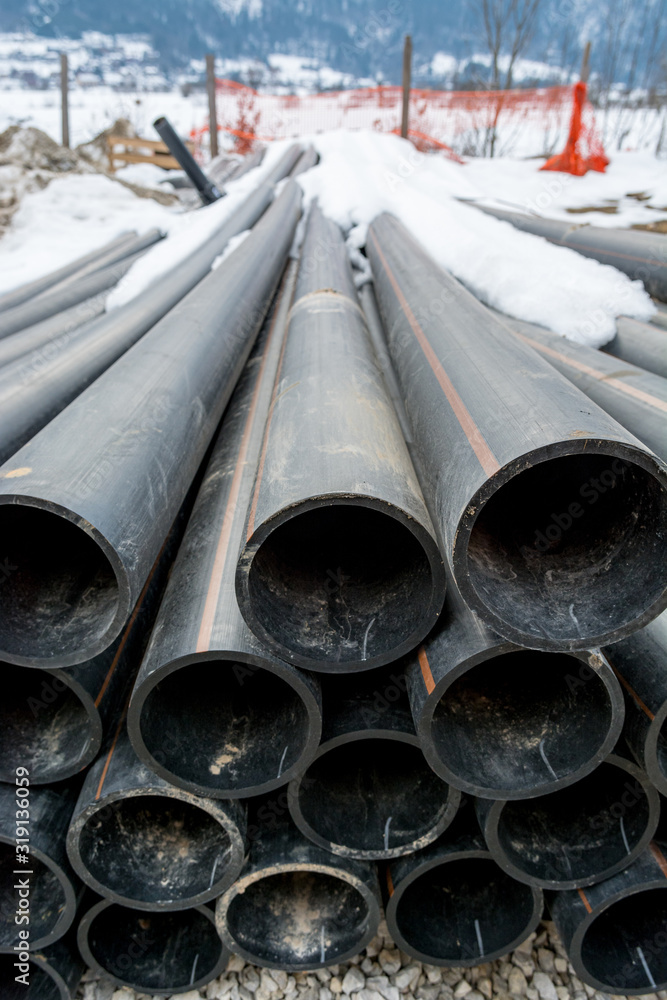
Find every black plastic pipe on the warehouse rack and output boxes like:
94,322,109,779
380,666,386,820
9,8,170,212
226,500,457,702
291,146,319,176
603,611,667,796
650,301,667,330
0,509,183,783
288,666,460,859
0,179,301,669
406,574,624,799
476,749,660,889
0,152,300,466
216,808,381,970
0,235,160,340
549,817,667,995
367,213,667,650
154,116,223,204
604,316,667,379
0,782,82,952
0,294,106,372
0,230,139,315
78,897,229,995
0,934,85,999
67,727,246,910
468,203,667,302
129,261,322,798
496,313,667,461
384,807,543,966
236,204,445,671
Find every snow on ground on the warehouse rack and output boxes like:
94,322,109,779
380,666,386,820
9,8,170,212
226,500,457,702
464,150,667,228
297,131,656,346
0,172,174,296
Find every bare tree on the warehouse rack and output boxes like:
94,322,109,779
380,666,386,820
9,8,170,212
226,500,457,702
474,0,543,154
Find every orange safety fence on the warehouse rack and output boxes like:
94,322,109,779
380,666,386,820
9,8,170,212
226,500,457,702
190,78,607,174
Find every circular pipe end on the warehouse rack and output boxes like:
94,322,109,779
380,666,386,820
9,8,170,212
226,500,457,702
421,649,623,799
68,791,245,910
386,852,542,966
457,449,667,650
239,499,445,671
217,864,380,970
483,756,660,889
78,900,228,995
0,500,128,667
0,666,100,784
645,703,667,797
0,952,70,1000
129,654,321,799
289,733,460,859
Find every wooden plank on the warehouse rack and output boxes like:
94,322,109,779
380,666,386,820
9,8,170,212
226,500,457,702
107,135,194,153
109,151,183,170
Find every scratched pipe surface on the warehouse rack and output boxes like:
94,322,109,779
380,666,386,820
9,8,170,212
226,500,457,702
0,933,85,999
384,805,543,967
367,213,667,651
407,572,625,800
549,812,667,995
0,294,107,371
216,807,381,971
77,897,229,995
494,312,667,462
235,202,445,671
288,665,460,860
0,179,301,670
604,316,667,380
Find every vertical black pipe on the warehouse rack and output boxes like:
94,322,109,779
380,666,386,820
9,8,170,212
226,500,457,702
153,116,223,205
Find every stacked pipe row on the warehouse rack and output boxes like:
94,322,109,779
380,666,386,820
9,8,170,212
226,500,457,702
0,169,666,997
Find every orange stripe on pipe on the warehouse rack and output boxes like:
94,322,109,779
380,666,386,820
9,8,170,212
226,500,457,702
369,232,500,478
418,646,435,695
94,702,129,801
610,664,655,721
514,330,667,413
578,888,592,913
650,843,667,879
197,276,290,652
386,870,395,896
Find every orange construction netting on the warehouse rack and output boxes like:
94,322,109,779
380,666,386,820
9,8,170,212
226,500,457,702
541,81,609,175
190,78,607,174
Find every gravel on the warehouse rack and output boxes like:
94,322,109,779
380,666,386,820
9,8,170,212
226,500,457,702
76,920,667,1000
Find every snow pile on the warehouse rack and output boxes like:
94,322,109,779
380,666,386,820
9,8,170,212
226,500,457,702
0,172,172,296
297,131,656,346
106,141,294,308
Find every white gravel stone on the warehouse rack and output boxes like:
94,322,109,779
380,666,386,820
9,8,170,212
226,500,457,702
393,965,421,992
477,978,493,999
508,967,528,996
378,951,401,976
111,991,135,1000
341,967,365,994
330,979,343,995
453,981,473,998
176,992,205,1000
532,973,558,1000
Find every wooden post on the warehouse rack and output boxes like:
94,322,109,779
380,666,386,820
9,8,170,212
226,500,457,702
580,40,591,84
206,53,219,159
400,34,412,140
60,53,70,148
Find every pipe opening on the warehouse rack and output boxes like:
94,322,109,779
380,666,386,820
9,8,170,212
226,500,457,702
656,721,667,784
0,843,66,946
248,505,433,664
86,904,222,991
395,858,534,963
226,870,370,966
0,956,60,1000
467,455,667,644
430,650,613,795
78,795,234,905
495,762,651,883
140,662,310,791
0,667,93,782
581,888,667,992
0,506,119,661
297,739,450,854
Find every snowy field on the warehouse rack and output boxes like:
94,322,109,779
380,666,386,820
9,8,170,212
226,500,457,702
0,92,665,348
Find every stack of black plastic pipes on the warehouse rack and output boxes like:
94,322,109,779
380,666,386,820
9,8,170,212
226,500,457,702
0,185,666,998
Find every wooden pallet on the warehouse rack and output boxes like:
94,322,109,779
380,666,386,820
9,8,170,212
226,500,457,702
107,134,195,172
